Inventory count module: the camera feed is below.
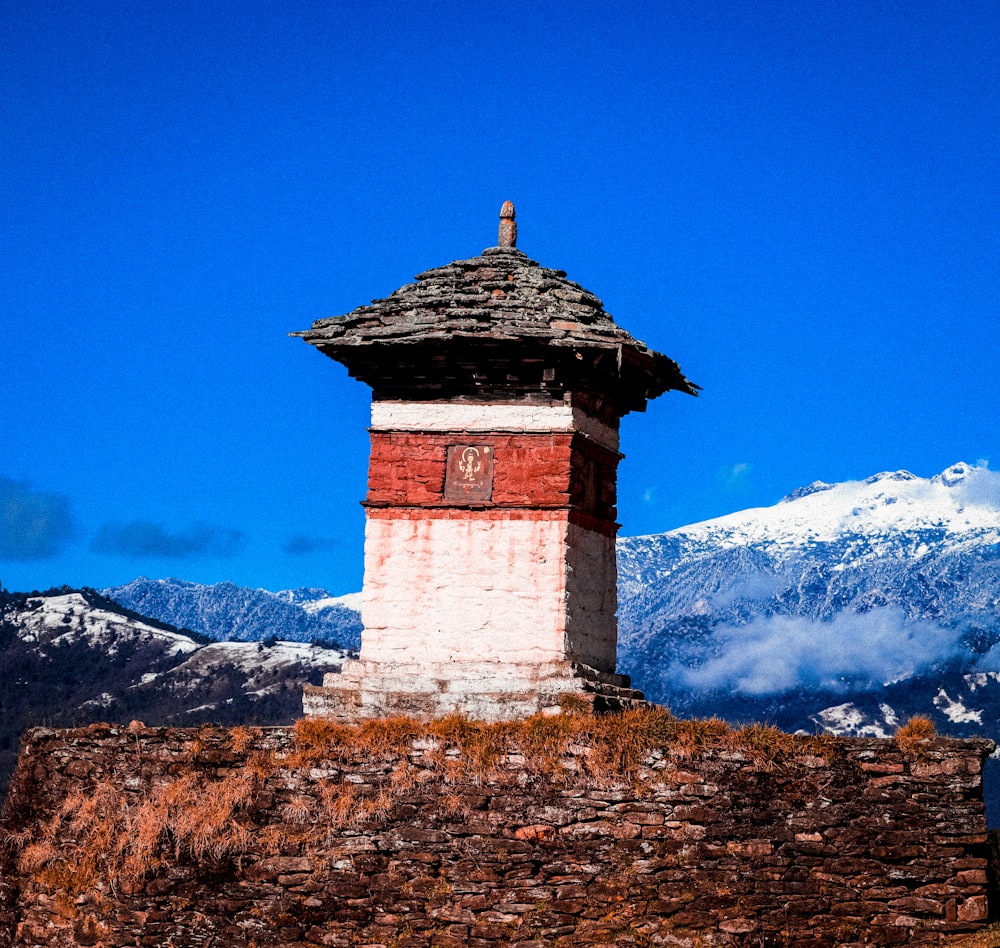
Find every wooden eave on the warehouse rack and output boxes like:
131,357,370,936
293,246,699,411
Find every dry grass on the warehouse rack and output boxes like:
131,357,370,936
317,779,358,826
17,838,59,874
10,708,852,897
671,717,732,758
289,708,839,788
291,714,421,764
895,716,936,754
293,715,348,746
354,787,395,824
280,793,315,824
244,748,278,782
721,722,835,770
586,707,677,779
228,725,261,754
17,768,260,896
358,715,423,754
944,924,1000,948
166,772,256,861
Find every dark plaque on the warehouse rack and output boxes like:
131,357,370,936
444,445,494,501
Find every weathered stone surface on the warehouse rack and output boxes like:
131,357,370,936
303,659,646,721
0,726,995,947
498,200,517,248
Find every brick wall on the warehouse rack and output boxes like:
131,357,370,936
0,719,994,947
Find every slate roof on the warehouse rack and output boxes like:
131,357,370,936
294,242,698,411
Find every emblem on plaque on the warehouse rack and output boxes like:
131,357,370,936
444,445,493,501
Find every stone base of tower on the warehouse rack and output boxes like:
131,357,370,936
302,658,649,722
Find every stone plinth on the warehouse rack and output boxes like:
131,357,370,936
303,659,647,720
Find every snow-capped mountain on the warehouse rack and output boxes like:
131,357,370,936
616,462,1000,747
0,587,346,796
103,577,362,650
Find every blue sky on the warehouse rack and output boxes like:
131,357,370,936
2,0,998,596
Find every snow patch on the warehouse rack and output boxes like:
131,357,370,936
878,704,900,729
965,672,1000,692
933,688,983,725
812,703,892,738
81,692,115,709
301,592,362,614
16,592,200,656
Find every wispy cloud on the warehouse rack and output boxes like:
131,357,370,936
955,464,1000,508
283,534,337,556
718,462,752,493
0,477,75,560
675,607,963,696
92,521,244,559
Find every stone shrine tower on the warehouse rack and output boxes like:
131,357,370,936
296,204,697,720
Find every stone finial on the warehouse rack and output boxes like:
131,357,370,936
498,201,517,248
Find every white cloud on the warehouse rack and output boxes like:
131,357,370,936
955,464,1000,509
973,644,1000,674
676,607,963,696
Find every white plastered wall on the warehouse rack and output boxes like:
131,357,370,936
370,400,619,451
360,515,570,666
360,399,620,676
563,521,618,672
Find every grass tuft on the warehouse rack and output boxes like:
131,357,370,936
14,768,260,896
228,725,261,754
895,715,936,754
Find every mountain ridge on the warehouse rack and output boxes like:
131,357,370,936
0,587,346,797
616,460,1000,803
98,462,1000,733
103,576,362,650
